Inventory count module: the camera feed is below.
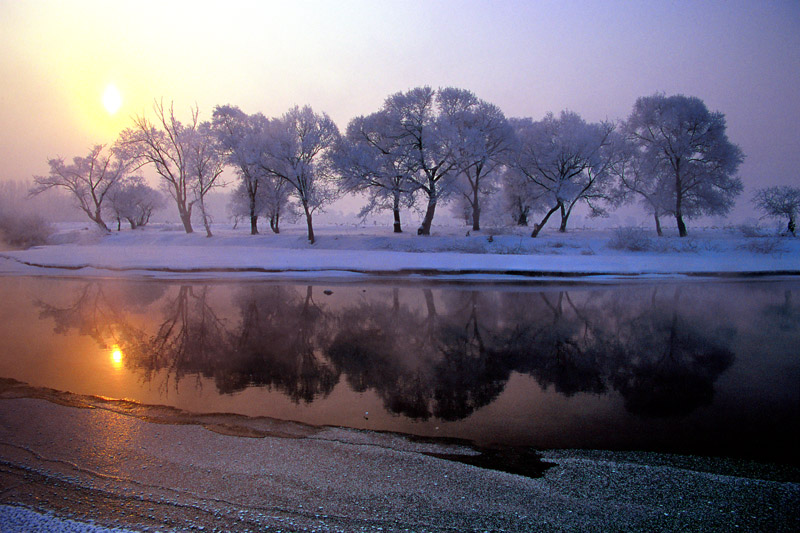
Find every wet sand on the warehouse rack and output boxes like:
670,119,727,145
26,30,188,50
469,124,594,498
1,383,798,532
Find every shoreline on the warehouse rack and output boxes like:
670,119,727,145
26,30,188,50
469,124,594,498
1,223,799,283
3,254,800,283
1,380,798,532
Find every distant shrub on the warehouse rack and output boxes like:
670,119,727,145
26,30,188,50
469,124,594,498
663,239,703,253
0,210,53,248
736,224,768,238
0,180,55,248
738,238,787,255
608,227,653,252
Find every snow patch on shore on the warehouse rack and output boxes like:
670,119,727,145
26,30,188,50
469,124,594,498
1,222,798,281
0,505,134,533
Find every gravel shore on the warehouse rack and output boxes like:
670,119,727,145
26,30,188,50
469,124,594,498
1,391,798,532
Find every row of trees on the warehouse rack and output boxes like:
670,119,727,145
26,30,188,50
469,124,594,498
32,89,800,241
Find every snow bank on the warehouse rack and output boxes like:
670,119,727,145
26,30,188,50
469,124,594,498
0,505,133,532
1,223,798,281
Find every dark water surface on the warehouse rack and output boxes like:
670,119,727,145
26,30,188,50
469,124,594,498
0,276,797,464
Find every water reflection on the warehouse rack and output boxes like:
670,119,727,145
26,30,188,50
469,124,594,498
596,288,736,417
224,285,338,401
5,278,794,460
35,281,742,421
109,344,124,370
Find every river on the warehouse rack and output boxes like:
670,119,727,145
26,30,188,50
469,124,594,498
0,276,797,465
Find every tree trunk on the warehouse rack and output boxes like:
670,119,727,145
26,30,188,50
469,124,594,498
303,204,315,244
418,195,437,236
788,215,796,236
531,204,561,237
654,213,663,237
675,169,687,237
559,203,569,233
393,194,402,233
178,205,194,234
248,193,259,235
116,218,121,231
517,207,528,227
653,213,662,236
87,206,111,232
201,208,213,238
269,213,281,234
393,209,402,233
676,213,687,237
472,188,481,232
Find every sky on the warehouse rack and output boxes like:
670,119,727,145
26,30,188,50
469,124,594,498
1,0,798,221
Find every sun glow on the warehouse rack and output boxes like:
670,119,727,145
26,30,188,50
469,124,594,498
110,344,124,369
102,83,122,115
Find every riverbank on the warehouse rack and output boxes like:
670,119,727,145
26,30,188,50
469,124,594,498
2,224,798,531
1,381,798,532
1,223,798,281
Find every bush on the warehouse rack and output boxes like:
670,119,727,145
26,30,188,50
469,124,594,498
736,224,768,238
607,227,653,252
738,238,787,255
0,210,53,248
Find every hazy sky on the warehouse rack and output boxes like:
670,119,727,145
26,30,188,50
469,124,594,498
1,0,798,219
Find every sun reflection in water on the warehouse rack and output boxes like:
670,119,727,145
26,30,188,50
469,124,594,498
110,344,124,370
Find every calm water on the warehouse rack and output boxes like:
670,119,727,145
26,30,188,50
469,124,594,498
0,276,797,464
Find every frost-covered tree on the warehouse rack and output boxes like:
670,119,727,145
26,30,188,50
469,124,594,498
625,94,744,237
261,176,294,234
227,183,255,229
752,186,800,236
507,111,618,237
332,111,417,232
336,87,495,235
31,144,132,232
212,105,272,234
610,138,673,236
257,105,340,244
118,100,205,234
227,178,294,233
384,87,462,235
185,121,226,237
500,168,541,227
438,88,513,231
106,177,165,230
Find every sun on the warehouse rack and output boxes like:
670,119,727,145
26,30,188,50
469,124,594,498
102,83,122,115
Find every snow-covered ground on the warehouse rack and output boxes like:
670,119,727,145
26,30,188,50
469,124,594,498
0,505,134,533
1,222,798,281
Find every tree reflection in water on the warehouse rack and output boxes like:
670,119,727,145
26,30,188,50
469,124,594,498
37,281,745,420
603,288,735,417
224,285,338,402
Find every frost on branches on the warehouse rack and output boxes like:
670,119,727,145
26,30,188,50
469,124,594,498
753,186,800,236
507,111,619,237
31,144,133,233
624,94,744,237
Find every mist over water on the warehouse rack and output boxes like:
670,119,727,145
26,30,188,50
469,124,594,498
0,277,797,463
